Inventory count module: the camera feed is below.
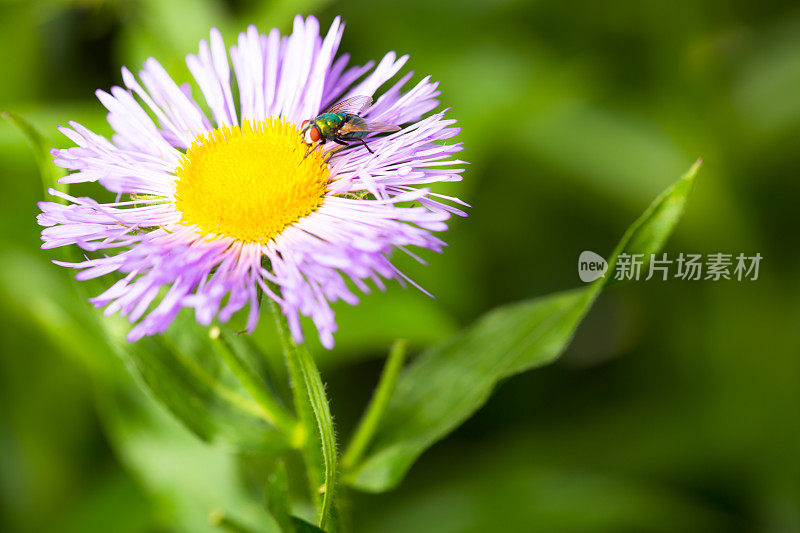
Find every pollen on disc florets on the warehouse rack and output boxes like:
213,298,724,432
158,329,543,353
173,118,329,243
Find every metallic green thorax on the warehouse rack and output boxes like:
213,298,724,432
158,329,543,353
312,113,368,141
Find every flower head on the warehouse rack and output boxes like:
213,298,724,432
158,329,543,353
38,16,466,348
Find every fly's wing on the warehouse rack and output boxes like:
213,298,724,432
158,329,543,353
338,120,401,135
324,95,373,115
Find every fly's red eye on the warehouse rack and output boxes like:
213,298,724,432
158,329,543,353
301,120,308,129
309,126,320,142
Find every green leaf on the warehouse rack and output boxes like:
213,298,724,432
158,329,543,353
210,328,298,440
344,160,701,492
290,517,326,533
1,110,66,199
270,301,338,530
98,379,279,533
3,246,291,457
114,311,293,454
603,158,701,288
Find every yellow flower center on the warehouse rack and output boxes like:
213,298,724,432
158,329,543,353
173,118,329,243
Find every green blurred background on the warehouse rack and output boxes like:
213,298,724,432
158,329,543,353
2,0,800,531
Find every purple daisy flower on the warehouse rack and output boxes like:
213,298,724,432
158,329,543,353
38,15,466,349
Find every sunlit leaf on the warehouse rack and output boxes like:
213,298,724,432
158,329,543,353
345,161,701,492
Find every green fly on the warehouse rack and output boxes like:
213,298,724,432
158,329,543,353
300,95,400,156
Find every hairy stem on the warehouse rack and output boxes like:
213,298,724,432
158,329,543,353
269,299,338,530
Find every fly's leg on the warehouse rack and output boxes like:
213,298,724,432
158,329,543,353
319,138,350,163
359,138,374,154
302,140,325,161
323,144,348,164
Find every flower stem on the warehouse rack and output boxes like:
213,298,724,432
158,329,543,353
341,339,407,471
209,327,299,443
268,299,338,531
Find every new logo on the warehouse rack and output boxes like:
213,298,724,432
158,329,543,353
578,251,608,282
